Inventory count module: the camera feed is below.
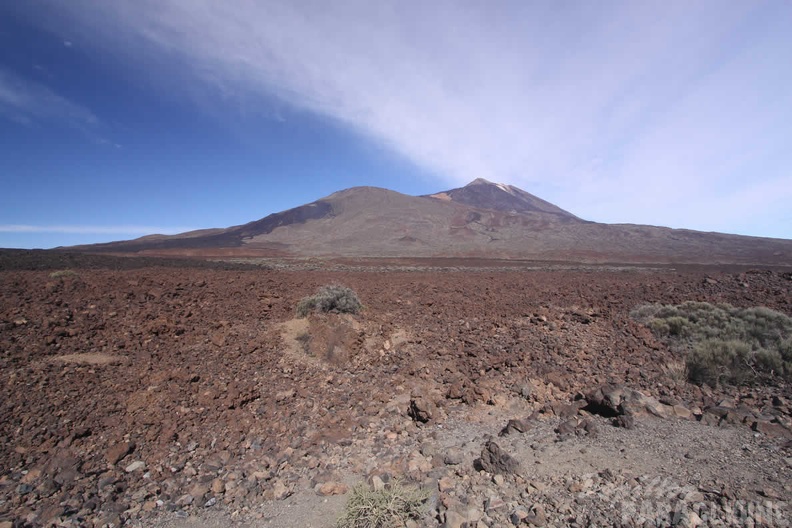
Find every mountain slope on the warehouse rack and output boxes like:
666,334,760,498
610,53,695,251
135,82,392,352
70,180,792,265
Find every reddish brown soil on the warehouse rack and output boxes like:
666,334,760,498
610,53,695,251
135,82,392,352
0,252,790,526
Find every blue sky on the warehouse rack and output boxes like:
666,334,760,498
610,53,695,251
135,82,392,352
1,1,791,249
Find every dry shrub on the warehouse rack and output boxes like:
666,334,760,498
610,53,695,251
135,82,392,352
296,284,363,318
336,481,430,528
661,360,688,386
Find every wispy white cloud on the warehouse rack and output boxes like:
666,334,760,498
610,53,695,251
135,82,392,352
0,225,195,235
0,68,97,127
31,0,792,238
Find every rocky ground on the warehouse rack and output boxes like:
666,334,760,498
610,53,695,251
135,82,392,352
0,252,790,527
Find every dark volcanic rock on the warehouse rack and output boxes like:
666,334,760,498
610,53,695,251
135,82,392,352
475,441,520,475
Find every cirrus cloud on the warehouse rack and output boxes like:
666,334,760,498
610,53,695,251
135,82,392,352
21,0,792,238
0,68,97,127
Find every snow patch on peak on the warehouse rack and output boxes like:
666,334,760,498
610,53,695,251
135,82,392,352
468,178,515,195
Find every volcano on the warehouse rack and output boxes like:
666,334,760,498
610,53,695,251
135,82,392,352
70,179,792,265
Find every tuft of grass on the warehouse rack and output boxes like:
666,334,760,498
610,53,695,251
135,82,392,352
296,285,363,318
661,360,688,386
336,481,430,528
633,301,792,386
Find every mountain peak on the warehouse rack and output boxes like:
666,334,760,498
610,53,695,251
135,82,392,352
467,178,511,191
430,180,578,219
467,178,494,186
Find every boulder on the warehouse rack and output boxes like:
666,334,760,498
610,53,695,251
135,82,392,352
408,397,436,423
475,440,520,475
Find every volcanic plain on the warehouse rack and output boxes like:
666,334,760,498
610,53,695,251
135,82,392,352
0,252,790,527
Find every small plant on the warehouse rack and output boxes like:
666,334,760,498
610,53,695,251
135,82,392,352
296,284,363,318
49,269,79,279
661,360,688,386
336,481,431,528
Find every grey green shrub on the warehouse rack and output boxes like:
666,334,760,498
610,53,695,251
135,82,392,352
296,284,363,318
631,301,792,386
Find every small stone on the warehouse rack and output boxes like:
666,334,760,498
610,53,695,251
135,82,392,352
438,477,455,492
408,397,435,423
211,478,225,494
511,507,530,525
485,497,507,513
204,497,217,508
614,414,635,429
444,447,464,466
371,475,385,491
555,419,578,436
527,480,546,492
500,419,530,436
757,487,781,499
752,421,792,439
679,511,703,527
16,483,33,495
125,460,146,473
189,482,210,499
420,442,438,458
210,331,226,347
275,389,295,402
568,478,593,493
493,474,505,486
578,418,598,437
272,480,292,500
527,504,547,526
20,468,41,484
175,493,193,506
317,481,348,496
106,441,136,465
443,510,466,528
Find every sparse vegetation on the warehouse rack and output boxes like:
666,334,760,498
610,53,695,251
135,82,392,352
336,481,431,528
632,301,792,386
49,269,79,279
296,284,363,318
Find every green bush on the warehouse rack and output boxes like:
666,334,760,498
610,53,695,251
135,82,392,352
633,301,792,386
778,338,792,376
686,339,751,386
754,348,783,375
336,481,430,528
296,284,363,318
